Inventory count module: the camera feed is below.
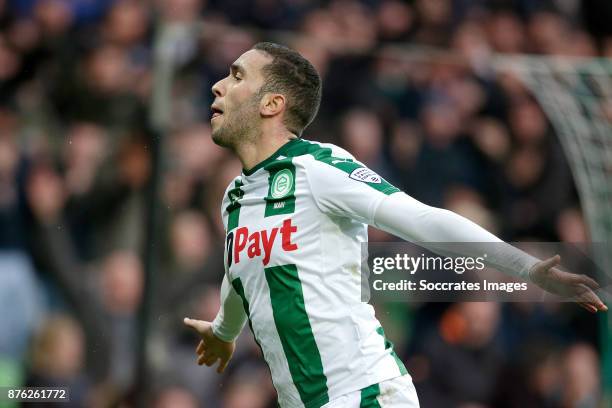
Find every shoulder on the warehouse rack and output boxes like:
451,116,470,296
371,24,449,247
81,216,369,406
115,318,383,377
286,139,356,160
305,139,356,159
290,139,400,196
286,139,360,170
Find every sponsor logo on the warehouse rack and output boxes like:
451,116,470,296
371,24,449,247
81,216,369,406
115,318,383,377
226,219,298,267
349,167,382,184
271,169,293,199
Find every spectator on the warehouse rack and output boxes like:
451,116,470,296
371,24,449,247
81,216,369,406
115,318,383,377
26,314,91,407
410,302,505,407
99,250,143,390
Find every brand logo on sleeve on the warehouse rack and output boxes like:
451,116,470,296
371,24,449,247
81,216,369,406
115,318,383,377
271,169,294,198
349,168,382,184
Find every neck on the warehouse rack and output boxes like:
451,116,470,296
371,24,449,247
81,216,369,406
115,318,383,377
236,126,297,172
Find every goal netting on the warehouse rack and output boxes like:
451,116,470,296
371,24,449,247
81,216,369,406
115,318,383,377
494,54,612,401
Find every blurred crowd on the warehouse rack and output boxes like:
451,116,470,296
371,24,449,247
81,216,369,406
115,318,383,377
0,0,611,407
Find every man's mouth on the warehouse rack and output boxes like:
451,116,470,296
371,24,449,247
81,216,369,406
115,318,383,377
211,106,223,119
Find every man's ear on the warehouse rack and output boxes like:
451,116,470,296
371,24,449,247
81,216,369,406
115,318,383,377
260,93,286,118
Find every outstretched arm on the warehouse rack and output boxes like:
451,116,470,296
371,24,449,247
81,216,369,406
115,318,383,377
373,192,607,313
301,154,606,313
373,192,538,278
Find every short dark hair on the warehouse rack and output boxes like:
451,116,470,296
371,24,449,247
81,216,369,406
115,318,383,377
253,42,322,136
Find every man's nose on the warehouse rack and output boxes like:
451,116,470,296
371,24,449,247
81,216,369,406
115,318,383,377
212,78,224,97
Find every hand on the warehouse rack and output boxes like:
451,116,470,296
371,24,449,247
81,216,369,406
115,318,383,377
529,255,608,313
183,317,235,373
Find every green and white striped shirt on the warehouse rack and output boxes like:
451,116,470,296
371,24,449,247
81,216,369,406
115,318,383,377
219,138,408,408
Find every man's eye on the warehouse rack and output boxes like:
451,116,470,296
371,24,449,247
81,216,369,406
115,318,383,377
233,73,241,81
